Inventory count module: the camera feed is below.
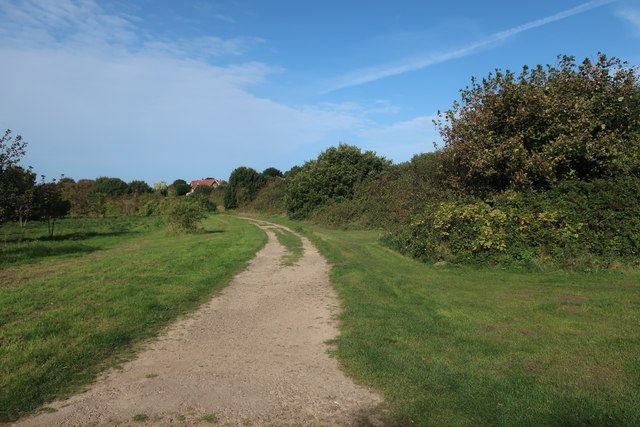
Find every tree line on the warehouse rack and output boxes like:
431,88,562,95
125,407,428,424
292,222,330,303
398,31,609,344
0,134,226,237
0,130,71,238
231,53,640,267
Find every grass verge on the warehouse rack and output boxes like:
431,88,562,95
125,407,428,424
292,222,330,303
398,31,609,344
256,214,640,426
0,215,266,422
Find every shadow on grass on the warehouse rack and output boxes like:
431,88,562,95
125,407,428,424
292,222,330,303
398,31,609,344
0,243,101,266
199,229,225,235
0,231,134,244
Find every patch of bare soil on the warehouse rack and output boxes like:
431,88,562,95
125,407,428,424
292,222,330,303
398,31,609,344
13,220,381,426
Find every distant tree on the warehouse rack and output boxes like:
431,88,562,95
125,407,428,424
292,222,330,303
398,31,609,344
0,130,29,224
285,144,390,219
128,180,152,195
262,167,283,178
33,182,71,239
436,53,640,195
0,166,36,229
283,165,302,179
153,181,168,196
0,129,27,171
91,177,128,197
223,167,267,209
171,179,187,188
58,176,75,185
60,179,96,217
174,183,192,196
12,168,36,229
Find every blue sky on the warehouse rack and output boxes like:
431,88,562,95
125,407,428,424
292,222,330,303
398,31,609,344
0,0,638,184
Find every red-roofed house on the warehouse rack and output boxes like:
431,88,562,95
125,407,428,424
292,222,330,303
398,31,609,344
190,178,224,190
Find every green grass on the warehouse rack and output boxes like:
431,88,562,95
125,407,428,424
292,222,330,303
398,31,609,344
132,413,149,422
0,216,163,269
0,215,266,422
272,228,304,265
200,412,220,423
258,215,640,426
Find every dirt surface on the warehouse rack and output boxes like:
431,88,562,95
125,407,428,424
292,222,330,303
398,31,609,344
14,220,382,426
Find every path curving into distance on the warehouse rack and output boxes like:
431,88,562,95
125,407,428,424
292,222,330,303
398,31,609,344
14,219,382,426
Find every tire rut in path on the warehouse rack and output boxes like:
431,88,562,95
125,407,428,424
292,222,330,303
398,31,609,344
14,220,382,426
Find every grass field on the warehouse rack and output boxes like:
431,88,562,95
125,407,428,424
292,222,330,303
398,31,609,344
257,215,640,426
0,215,266,422
0,216,163,269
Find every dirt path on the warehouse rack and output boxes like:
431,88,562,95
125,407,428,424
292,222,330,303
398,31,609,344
14,220,382,426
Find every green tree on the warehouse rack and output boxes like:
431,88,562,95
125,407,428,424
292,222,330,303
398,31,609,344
174,183,191,196
262,167,283,178
128,180,152,195
285,144,390,219
223,167,267,209
0,129,27,171
0,166,36,231
223,185,236,209
91,177,128,197
0,130,30,224
33,182,71,239
153,181,168,196
436,54,640,195
60,179,96,217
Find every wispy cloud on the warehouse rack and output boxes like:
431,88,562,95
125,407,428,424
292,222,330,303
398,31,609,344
0,0,260,58
0,0,374,182
615,6,640,37
326,0,616,92
143,36,265,61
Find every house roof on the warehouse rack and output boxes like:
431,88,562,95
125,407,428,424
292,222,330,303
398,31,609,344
190,178,223,189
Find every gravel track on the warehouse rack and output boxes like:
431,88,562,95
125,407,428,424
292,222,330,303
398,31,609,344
14,220,381,426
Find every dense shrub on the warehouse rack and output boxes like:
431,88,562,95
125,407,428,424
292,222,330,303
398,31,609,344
389,177,640,267
164,199,208,233
244,180,286,214
191,185,217,212
285,144,390,219
224,167,267,209
310,152,442,229
437,54,640,195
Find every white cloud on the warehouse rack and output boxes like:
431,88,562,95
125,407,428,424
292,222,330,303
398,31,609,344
0,0,365,181
0,0,137,48
0,0,440,182
326,0,616,92
0,45,366,182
